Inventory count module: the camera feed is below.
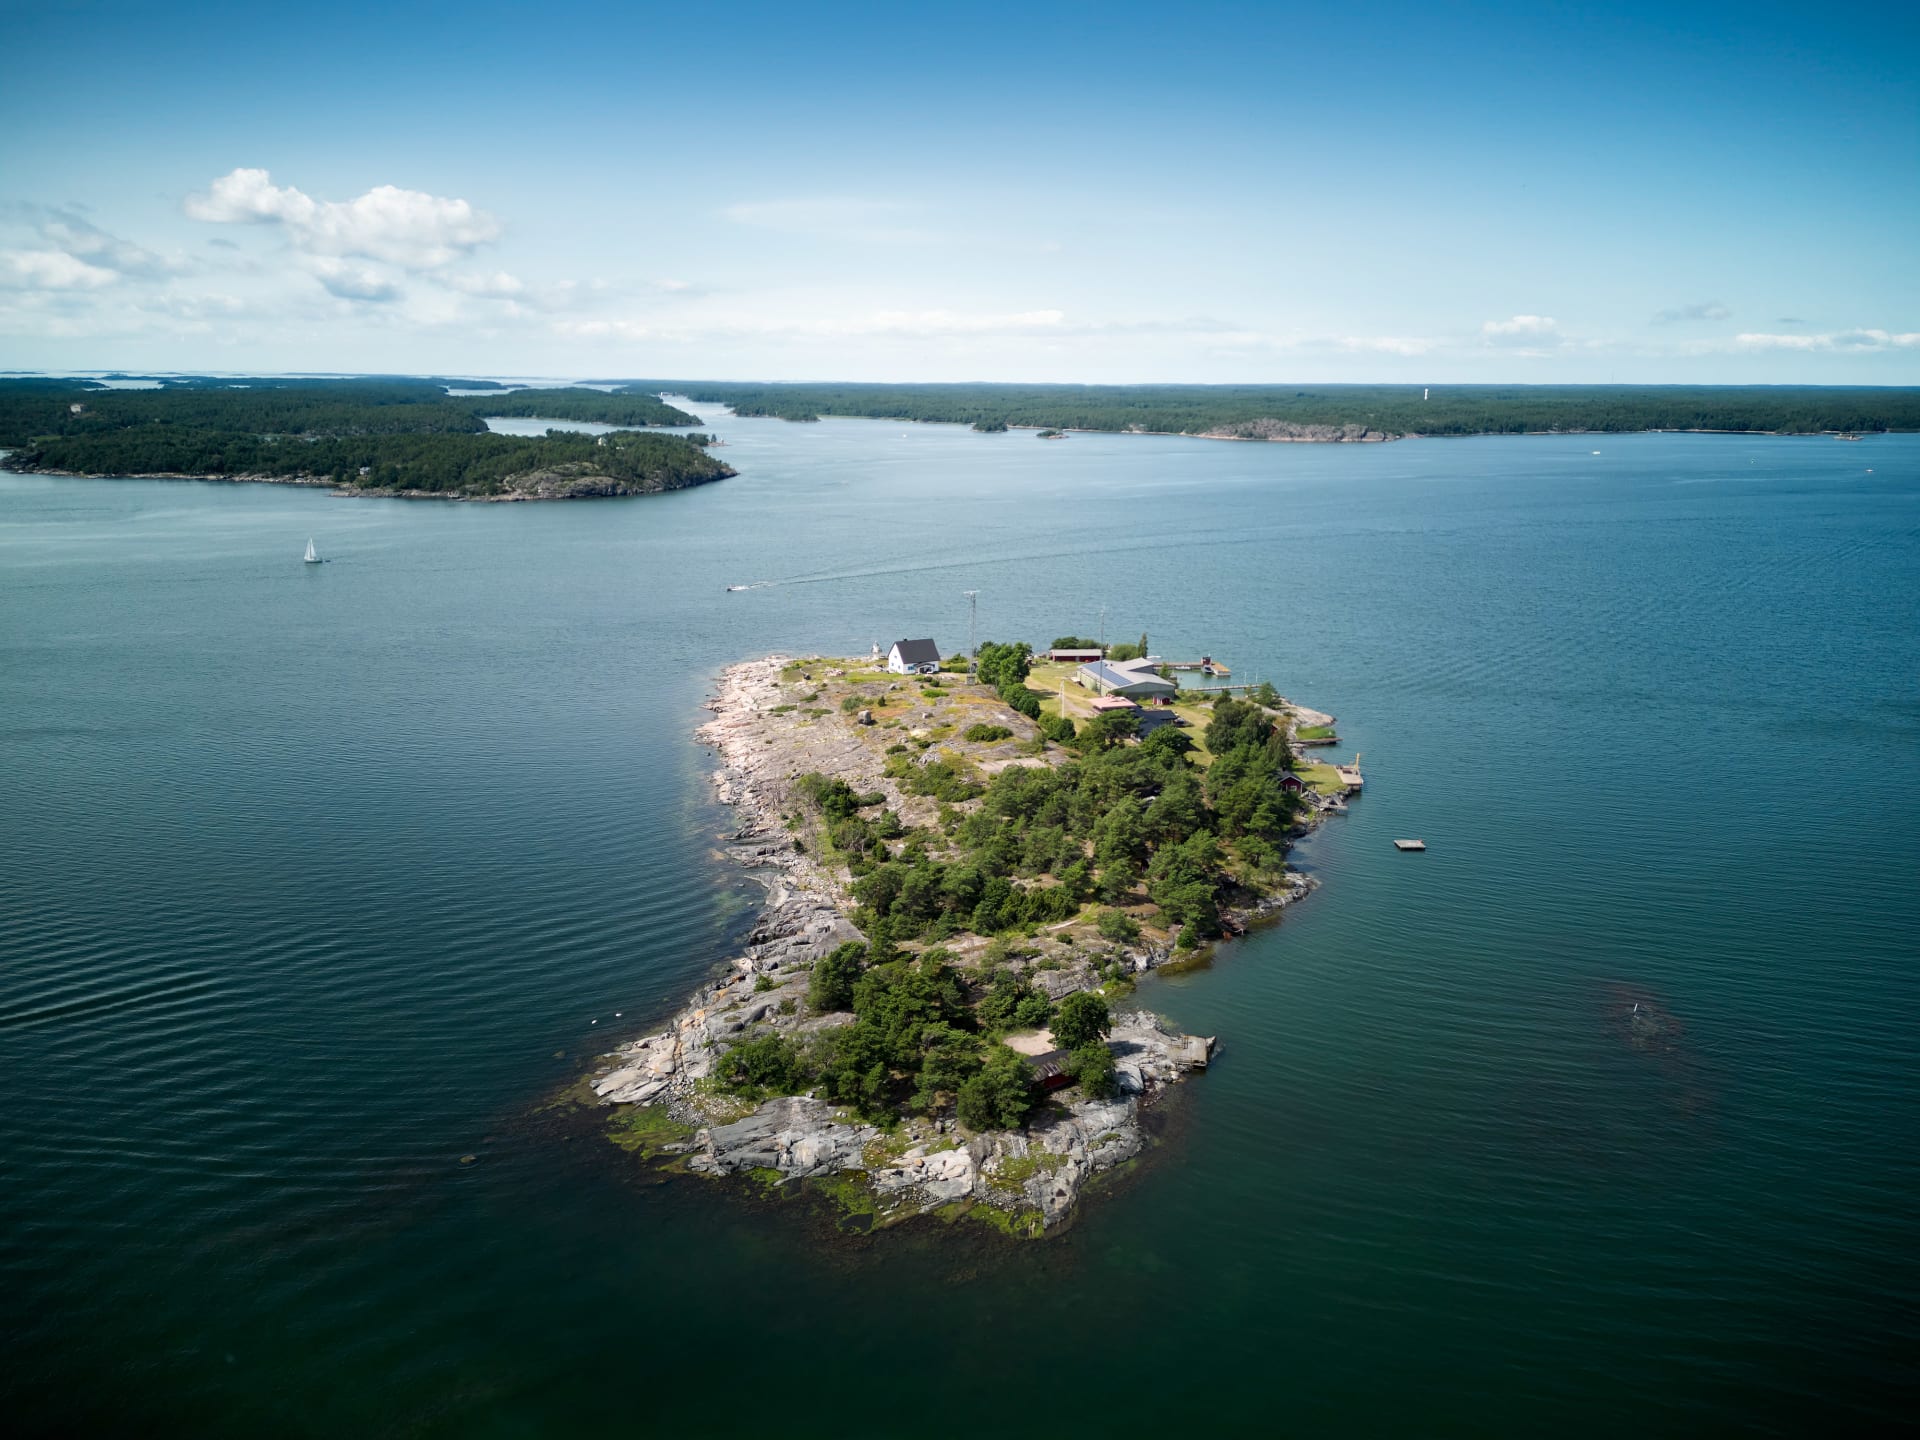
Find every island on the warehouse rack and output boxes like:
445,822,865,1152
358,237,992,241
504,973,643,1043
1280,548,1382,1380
0,379,729,500
591,641,1352,1236
643,380,1920,440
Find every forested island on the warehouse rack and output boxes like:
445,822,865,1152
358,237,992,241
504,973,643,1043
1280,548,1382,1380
0,379,727,500
591,643,1330,1236
646,381,1920,440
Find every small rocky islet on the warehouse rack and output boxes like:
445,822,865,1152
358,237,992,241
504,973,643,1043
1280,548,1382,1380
592,650,1344,1235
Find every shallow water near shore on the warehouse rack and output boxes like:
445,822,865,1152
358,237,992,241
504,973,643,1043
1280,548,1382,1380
2,412,1916,1434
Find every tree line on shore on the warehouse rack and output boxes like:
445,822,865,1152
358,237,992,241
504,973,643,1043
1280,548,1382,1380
0,379,714,495
648,380,1920,438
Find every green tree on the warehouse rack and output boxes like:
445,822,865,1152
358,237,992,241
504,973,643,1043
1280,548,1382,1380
912,1024,984,1112
1068,1041,1118,1099
956,1044,1036,1130
1076,709,1139,751
1053,991,1112,1050
807,941,867,1012
1205,698,1275,757
1096,908,1141,944
865,913,900,967
975,640,1033,690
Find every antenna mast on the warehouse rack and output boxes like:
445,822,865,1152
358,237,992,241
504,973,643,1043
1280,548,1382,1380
963,590,979,677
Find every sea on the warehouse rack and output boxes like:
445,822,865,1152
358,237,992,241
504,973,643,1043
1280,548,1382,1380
2,405,1915,1435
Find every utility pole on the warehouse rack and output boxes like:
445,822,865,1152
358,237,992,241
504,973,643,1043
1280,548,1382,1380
1099,604,1107,654
963,590,978,678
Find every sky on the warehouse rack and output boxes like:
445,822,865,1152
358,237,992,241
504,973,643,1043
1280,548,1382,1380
1,0,1915,383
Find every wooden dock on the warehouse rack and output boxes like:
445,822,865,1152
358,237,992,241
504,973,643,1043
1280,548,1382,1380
1393,839,1426,851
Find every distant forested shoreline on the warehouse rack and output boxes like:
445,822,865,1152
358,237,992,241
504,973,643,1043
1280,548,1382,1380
4,379,1912,496
646,381,1920,439
0,379,724,499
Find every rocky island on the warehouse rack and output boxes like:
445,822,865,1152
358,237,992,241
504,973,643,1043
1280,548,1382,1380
593,644,1344,1236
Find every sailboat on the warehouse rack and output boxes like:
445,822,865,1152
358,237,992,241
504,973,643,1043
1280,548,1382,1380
304,538,322,564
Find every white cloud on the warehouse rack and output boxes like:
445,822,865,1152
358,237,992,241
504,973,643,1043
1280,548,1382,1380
304,256,402,303
1735,329,1920,352
1482,314,1561,340
1653,301,1730,324
38,209,185,280
0,249,120,290
186,168,501,269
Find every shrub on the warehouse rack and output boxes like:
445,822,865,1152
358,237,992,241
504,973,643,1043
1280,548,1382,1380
1068,1042,1118,1099
1096,908,1141,944
964,723,1014,743
717,1034,807,1096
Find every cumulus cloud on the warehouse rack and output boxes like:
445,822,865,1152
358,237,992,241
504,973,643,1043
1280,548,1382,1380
186,168,501,269
1653,301,1730,324
305,256,402,303
1735,329,1920,352
1482,314,1561,340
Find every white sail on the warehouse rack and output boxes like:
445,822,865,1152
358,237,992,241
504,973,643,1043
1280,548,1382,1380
304,538,319,563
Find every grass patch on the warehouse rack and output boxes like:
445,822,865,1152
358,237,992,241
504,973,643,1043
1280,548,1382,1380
1296,723,1335,739
1297,762,1345,795
989,1149,1066,1189
607,1104,695,1158
861,1131,914,1170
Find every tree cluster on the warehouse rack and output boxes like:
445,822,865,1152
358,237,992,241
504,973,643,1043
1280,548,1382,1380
649,380,1920,439
792,689,1300,952
726,940,1049,1128
0,380,719,496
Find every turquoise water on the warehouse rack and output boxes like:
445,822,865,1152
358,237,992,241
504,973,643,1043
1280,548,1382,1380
2,413,1916,1435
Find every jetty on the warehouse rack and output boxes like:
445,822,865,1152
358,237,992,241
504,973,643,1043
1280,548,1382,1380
1333,753,1364,790
1393,839,1426,852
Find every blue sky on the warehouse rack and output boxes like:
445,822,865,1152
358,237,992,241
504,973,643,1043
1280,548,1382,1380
1,0,1914,381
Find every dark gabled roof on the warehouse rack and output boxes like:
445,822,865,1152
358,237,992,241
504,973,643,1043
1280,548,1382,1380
1024,1049,1071,1084
891,638,941,664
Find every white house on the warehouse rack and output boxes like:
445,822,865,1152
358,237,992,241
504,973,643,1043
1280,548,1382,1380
887,638,942,675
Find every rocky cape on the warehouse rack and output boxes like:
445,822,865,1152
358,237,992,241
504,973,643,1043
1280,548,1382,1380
0,464,733,503
590,655,1328,1236
0,459,736,502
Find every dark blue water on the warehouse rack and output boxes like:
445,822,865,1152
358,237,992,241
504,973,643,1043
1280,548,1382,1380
3,415,1915,1435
